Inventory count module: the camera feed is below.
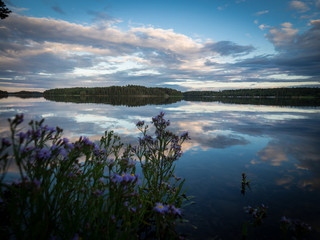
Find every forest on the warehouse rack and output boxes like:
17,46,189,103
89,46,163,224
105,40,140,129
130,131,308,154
43,85,183,97
183,87,320,98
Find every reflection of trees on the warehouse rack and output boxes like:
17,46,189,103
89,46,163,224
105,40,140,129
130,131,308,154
183,96,320,107
44,95,183,107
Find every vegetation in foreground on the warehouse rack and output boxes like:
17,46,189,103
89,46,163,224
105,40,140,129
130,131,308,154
0,112,191,239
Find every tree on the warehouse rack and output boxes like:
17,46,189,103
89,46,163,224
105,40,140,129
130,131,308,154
0,0,11,19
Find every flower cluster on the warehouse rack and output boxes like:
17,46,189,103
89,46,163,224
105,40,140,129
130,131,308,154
280,216,312,238
153,202,182,216
112,173,138,184
0,113,190,240
244,204,268,225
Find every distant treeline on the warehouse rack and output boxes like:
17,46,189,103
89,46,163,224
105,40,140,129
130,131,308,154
43,85,182,97
0,90,43,99
183,87,320,98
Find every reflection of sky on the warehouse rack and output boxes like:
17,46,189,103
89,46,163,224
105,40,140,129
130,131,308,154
1,97,320,238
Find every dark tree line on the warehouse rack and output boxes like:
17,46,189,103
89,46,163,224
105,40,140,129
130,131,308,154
43,85,183,97
183,87,320,98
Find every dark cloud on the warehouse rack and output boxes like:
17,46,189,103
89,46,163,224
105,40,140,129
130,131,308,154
52,5,65,15
87,10,117,23
203,41,255,56
234,20,320,80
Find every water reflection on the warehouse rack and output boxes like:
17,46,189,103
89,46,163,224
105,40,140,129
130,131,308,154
44,94,182,106
1,97,320,239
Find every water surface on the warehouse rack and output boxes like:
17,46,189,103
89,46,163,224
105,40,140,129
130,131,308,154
1,97,319,239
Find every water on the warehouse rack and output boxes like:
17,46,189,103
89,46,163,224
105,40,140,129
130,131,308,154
1,96,320,239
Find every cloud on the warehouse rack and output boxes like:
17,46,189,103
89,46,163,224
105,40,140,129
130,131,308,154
266,22,299,48
289,1,310,13
52,5,65,15
87,10,122,26
203,41,255,56
233,19,320,84
258,24,271,30
255,10,269,16
0,13,319,91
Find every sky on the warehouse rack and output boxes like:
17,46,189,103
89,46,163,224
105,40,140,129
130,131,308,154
0,0,320,92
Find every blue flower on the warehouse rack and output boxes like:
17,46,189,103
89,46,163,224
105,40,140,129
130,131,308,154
38,148,52,160
153,202,168,214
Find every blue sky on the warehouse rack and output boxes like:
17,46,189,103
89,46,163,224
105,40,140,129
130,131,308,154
0,0,320,91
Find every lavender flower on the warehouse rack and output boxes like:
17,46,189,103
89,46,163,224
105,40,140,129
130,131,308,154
153,202,169,214
72,233,80,240
38,148,52,160
112,173,137,184
169,205,181,216
16,132,27,143
82,136,93,146
98,177,104,184
1,138,11,147
93,189,103,197
136,120,145,127
181,131,191,140
33,179,41,188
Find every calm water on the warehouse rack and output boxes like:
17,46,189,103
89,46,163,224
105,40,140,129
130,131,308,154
1,97,320,239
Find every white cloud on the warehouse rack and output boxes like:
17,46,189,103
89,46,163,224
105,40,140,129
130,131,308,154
255,10,269,16
259,24,271,30
267,22,298,47
289,1,310,13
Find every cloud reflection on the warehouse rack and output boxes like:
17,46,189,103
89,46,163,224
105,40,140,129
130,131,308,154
1,97,320,190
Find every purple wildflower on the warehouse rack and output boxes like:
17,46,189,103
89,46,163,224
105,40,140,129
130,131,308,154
136,120,145,127
98,177,104,184
1,138,11,147
93,189,103,197
38,148,52,160
43,125,56,133
72,233,80,240
50,144,58,152
112,173,138,184
181,131,191,140
93,144,101,156
59,148,69,159
32,129,41,139
153,202,169,214
33,179,41,188
16,132,27,143
169,205,181,216
82,136,93,146
13,113,24,125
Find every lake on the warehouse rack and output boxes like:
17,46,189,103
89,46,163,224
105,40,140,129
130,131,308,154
1,96,320,239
